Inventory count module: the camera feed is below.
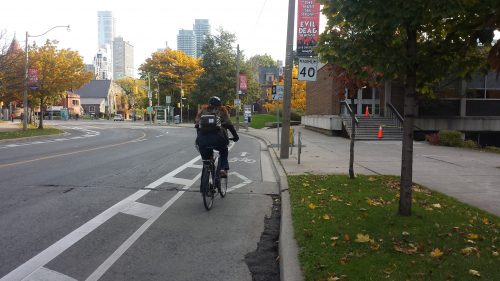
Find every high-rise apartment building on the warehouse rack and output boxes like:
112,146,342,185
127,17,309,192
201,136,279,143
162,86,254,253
177,29,196,57
113,37,134,79
93,47,112,80
193,19,210,58
97,11,115,79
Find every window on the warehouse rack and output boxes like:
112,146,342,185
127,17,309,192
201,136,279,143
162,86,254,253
90,106,95,112
72,100,79,106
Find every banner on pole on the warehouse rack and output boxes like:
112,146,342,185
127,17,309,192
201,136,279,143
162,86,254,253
239,74,248,92
297,0,320,57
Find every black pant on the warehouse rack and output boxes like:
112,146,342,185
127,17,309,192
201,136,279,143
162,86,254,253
196,133,229,172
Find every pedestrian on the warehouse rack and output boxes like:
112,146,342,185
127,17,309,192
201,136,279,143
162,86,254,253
11,112,14,123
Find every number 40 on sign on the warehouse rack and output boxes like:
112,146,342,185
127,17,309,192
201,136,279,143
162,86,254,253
298,57,318,81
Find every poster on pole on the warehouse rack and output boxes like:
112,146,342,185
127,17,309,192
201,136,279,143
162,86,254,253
239,74,248,92
297,0,320,57
28,68,38,89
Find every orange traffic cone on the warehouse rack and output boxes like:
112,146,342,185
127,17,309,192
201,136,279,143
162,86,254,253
377,125,383,138
364,106,369,117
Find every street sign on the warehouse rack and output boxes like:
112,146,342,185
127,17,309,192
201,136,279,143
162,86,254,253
234,99,241,106
298,57,318,81
147,106,153,113
272,85,284,100
165,96,171,104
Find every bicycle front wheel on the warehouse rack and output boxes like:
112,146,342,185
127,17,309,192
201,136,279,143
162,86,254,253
201,168,215,210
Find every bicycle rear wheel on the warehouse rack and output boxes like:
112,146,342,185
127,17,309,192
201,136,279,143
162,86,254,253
218,174,228,197
201,167,215,210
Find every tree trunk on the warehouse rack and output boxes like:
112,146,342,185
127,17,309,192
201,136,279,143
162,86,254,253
38,97,44,129
349,96,356,179
399,26,417,216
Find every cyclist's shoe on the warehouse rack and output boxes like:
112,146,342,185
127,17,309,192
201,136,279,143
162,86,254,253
219,169,228,178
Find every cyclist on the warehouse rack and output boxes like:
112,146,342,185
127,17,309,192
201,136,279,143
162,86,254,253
195,96,239,179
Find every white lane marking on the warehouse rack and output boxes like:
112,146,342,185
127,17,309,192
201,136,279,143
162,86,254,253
143,156,201,190
120,202,161,220
0,190,149,281
85,187,191,281
24,267,77,281
226,172,252,193
241,152,248,157
0,126,100,150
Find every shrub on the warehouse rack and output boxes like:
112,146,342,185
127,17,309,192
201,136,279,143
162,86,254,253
463,139,479,149
439,130,463,147
290,110,303,122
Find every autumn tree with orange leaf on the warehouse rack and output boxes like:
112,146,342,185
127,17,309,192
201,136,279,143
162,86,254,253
28,40,92,129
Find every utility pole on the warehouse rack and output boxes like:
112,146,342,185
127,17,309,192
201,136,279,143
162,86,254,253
280,0,295,159
235,44,240,131
148,73,152,124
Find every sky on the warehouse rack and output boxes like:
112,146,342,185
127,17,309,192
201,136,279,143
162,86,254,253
0,0,327,75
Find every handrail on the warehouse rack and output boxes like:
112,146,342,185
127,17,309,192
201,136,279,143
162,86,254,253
386,103,403,130
340,101,359,125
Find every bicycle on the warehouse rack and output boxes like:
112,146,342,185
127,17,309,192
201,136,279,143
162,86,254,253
199,139,233,210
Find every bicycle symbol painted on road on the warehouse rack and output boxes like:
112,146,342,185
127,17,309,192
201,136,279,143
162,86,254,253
229,157,256,164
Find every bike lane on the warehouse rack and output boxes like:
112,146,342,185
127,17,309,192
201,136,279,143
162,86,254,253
2,134,279,281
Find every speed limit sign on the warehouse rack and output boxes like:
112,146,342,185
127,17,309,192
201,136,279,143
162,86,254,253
298,57,318,81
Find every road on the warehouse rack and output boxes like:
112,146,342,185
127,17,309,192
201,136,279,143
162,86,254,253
0,120,280,281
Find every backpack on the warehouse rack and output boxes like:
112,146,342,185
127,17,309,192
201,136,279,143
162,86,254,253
199,113,221,132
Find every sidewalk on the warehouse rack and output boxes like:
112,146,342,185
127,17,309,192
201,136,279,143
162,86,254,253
242,125,500,281
0,121,22,132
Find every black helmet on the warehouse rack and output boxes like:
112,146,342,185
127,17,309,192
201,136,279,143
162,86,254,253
208,96,222,106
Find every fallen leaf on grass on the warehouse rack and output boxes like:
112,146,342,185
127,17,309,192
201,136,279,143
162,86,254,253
468,269,481,277
466,233,479,240
432,203,442,208
327,277,340,281
492,251,499,257
308,203,317,209
368,177,377,182
355,233,371,243
394,243,419,254
339,256,348,265
302,182,310,187
343,234,350,242
461,247,478,255
430,248,444,257
322,214,331,220
482,217,490,225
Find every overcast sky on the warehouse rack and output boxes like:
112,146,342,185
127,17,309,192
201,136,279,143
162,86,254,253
2,0,497,75
1,0,328,73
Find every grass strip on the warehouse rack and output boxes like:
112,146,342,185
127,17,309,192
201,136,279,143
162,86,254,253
0,127,62,140
288,174,499,281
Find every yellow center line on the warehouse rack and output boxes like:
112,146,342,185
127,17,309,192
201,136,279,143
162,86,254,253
0,131,147,169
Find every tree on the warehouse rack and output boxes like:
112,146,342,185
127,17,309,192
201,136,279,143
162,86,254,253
195,29,238,106
115,77,148,118
248,54,277,71
264,66,307,112
0,34,24,105
318,0,489,216
29,40,92,128
140,49,203,111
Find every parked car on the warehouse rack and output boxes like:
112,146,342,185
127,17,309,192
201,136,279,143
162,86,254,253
113,114,124,121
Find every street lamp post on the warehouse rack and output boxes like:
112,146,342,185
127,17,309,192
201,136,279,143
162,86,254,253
23,25,70,130
180,79,183,124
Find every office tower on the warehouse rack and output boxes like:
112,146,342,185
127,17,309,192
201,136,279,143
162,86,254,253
177,29,196,57
193,19,210,58
113,37,134,79
97,11,115,78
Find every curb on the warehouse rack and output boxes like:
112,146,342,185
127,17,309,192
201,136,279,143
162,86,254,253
241,131,304,281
